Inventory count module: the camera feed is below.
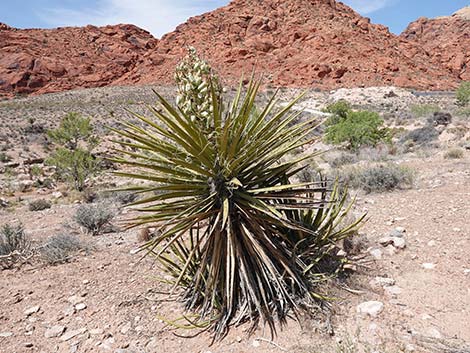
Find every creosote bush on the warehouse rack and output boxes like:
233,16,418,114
112,50,364,338
400,126,439,146
74,203,115,235
324,102,390,150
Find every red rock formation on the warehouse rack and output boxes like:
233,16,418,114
0,23,157,97
123,0,455,90
401,7,470,81
0,0,466,98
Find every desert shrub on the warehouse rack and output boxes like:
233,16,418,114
28,199,52,211
323,100,351,125
74,203,115,235
47,148,101,191
47,112,97,150
342,164,414,193
325,110,390,150
46,113,101,191
39,234,88,265
0,152,12,163
111,51,364,338
456,81,470,107
400,126,439,145
327,151,358,168
410,104,441,118
444,148,464,159
0,224,30,269
457,107,470,118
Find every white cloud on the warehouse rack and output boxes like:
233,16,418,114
341,0,394,14
38,0,227,38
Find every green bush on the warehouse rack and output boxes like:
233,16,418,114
323,100,351,125
325,110,390,150
46,113,101,191
112,51,364,338
456,81,470,107
342,164,414,193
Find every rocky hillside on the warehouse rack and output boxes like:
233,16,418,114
401,7,470,81
123,0,454,90
1,0,468,98
0,23,157,98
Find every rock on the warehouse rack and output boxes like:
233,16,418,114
63,306,76,316
252,339,261,347
0,332,13,337
89,328,104,335
428,112,452,126
384,285,402,297
427,328,442,339
422,263,436,269
356,301,384,317
385,245,396,255
24,342,33,348
370,276,395,288
67,295,85,305
391,237,406,249
75,303,87,311
60,328,87,342
44,325,66,338
24,306,40,316
390,227,406,238
378,236,393,246
369,248,383,260
52,191,63,199
120,322,132,334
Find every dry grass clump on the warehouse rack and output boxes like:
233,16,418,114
444,148,464,159
74,202,115,235
28,199,52,211
0,224,31,269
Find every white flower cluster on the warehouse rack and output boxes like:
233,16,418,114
174,47,221,129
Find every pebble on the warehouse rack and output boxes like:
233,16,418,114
67,296,85,305
391,237,406,249
89,329,104,335
120,322,132,334
427,328,442,339
356,301,384,317
422,263,436,270
75,303,87,311
0,332,13,338
24,342,33,348
44,325,66,338
427,240,436,247
384,285,402,297
369,248,383,260
390,227,405,237
252,339,261,347
370,276,395,287
60,328,87,342
24,306,40,316
385,245,396,255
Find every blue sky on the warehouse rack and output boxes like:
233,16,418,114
1,0,469,38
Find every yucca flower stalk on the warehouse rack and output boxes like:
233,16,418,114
111,55,364,338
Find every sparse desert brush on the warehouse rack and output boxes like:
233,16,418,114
39,234,88,265
0,223,31,269
325,109,390,150
341,163,414,193
456,81,470,107
28,199,52,211
444,148,464,159
0,152,12,163
400,126,439,146
111,49,365,338
326,151,358,168
410,104,441,118
74,202,115,235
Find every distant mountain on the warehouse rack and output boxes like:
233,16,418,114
401,6,470,81
0,0,466,98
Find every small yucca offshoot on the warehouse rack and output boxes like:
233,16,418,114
112,59,364,338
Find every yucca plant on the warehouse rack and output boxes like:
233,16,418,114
111,53,363,339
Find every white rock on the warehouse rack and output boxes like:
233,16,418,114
0,332,13,338
427,328,442,339
427,240,436,247
370,276,395,287
252,339,261,347
89,329,104,335
391,237,406,249
75,303,87,311
378,236,393,246
44,325,66,338
422,263,436,270
52,191,63,199
24,306,40,316
369,248,383,260
67,295,84,305
405,344,416,352
385,245,396,255
60,328,86,342
384,285,402,297
356,301,384,317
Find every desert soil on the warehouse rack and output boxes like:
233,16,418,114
0,85,469,353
